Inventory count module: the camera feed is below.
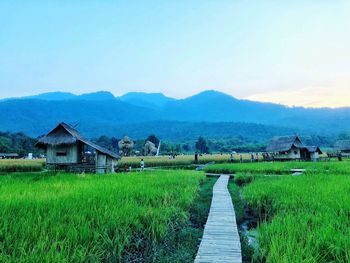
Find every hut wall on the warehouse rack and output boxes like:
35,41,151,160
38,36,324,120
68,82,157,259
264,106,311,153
46,144,79,164
310,152,319,161
96,152,107,174
276,148,301,160
106,156,116,173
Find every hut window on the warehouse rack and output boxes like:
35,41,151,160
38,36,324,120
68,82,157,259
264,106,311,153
294,151,298,154
56,151,67,156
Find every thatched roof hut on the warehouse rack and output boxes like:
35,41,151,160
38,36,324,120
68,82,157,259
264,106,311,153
334,140,350,152
303,146,322,154
36,122,119,159
36,122,119,173
266,135,303,153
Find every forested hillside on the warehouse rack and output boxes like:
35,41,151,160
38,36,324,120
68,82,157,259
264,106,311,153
0,132,38,155
1,90,350,138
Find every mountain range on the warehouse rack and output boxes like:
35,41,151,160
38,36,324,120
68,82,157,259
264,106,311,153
1,90,349,140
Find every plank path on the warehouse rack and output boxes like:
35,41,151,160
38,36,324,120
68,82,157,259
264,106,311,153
195,174,242,263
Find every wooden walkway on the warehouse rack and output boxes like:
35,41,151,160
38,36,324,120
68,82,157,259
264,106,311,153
195,175,242,263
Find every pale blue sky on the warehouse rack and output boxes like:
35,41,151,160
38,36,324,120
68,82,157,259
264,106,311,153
0,1,349,107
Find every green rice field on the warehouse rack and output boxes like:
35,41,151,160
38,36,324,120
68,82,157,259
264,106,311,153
1,158,350,262
118,153,252,168
0,159,45,173
205,160,350,174
0,153,250,172
0,170,211,262
224,161,350,262
243,174,350,262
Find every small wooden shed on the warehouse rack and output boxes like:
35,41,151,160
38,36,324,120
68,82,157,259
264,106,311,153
36,122,120,173
301,146,323,161
266,135,303,160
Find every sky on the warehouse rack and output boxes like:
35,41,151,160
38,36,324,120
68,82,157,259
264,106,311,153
0,0,349,108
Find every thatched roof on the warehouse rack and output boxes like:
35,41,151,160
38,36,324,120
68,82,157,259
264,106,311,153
36,122,120,159
334,140,350,151
303,146,322,154
266,135,303,152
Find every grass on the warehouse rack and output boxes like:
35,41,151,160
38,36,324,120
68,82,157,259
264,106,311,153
0,154,250,173
243,174,350,262
118,154,252,169
158,176,217,262
0,170,212,262
225,161,350,262
0,159,45,172
4,157,350,262
228,180,255,262
205,160,350,175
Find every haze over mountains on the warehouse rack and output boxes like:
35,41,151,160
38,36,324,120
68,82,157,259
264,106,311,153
1,90,349,140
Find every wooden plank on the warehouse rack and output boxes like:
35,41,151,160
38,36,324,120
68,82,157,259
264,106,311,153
290,169,306,173
206,173,235,177
195,175,242,263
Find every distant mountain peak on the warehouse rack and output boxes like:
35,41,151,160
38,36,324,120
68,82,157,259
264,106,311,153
78,91,115,100
188,90,237,99
119,91,175,107
182,90,238,105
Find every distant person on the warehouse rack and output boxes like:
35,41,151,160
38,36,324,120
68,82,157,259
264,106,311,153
194,153,198,164
140,159,145,171
239,154,243,163
230,152,234,163
256,153,259,162
251,153,255,162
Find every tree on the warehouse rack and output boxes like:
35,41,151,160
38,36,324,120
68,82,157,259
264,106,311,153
0,136,12,152
338,132,350,140
95,136,112,150
118,136,134,156
143,141,158,156
195,136,209,153
146,134,160,147
182,143,191,152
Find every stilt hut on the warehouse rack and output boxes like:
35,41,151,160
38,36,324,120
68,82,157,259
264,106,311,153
266,135,303,161
301,146,322,161
36,122,120,173
266,135,322,161
334,140,350,157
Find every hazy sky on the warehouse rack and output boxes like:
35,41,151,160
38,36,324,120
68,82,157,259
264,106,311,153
0,1,349,107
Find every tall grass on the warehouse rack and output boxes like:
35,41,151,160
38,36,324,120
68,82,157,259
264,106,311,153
118,154,252,168
242,174,350,262
0,159,45,172
0,170,204,262
205,160,350,175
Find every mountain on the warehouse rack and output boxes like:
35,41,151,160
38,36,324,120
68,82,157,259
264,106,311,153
23,92,76,100
21,91,116,101
160,90,290,123
1,90,350,139
119,92,175,108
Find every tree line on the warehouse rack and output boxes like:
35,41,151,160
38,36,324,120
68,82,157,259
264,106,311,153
0,132,39,156
0,130,342,157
